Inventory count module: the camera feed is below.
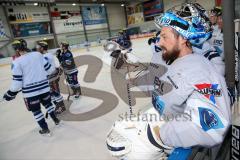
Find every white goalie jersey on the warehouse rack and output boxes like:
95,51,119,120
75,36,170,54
152,53,230,148
10,51,54,98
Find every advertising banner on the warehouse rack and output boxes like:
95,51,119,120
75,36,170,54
51,10,84,33
126,3,144,25
143,0,163,21
8,11,50,23
11,22,51,37
127,12,144,25
53,17,83,33
82,5,107,30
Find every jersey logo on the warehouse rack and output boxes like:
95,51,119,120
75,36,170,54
195,83,222,104
198,107,224,131
213,39,223,45
65,52,72,57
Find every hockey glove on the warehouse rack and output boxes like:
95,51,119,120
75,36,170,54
3,90,18,101
56,67,63,76
56,49,62,61
148,37,156,45
152,91,165,116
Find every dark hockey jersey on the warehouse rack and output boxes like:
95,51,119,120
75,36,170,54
57,50,78,74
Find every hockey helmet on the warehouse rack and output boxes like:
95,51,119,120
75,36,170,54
60,41,69,49
210,6,222,17
12,39,27,51
37,41,48,50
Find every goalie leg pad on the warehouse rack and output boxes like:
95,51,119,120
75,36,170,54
106,119,171,160
106,125,132,157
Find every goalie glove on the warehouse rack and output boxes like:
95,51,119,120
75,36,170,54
3,90,18,101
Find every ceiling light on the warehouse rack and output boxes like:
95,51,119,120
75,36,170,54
34,3,38,6
101,3,104,6
121,4,124,7
72,3,76,6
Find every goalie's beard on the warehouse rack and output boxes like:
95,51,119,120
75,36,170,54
161,46,180,65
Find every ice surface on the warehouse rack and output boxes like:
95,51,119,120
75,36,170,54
0,38,153,160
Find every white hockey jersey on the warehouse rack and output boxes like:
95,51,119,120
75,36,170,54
152,53,230,148
193,41,225,76
208,27,224,60
43,52,61,82
44,52,57,69
10,51,54,98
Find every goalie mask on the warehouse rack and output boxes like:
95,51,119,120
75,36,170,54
154,3,212,46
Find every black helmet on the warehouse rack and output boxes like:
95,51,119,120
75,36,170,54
37,41,48,50
12,39,27,51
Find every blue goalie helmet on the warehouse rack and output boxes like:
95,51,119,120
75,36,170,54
154,3,212,46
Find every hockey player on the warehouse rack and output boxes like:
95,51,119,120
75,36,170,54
36,41,66,115
106,4,230,160
3,39,60,135
208,6,224,60
56,41,81,99
209,6,222,33
12,39,29,60
122,28,130,41
116,29,132,50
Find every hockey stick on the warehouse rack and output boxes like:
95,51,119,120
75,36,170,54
63,72,71,101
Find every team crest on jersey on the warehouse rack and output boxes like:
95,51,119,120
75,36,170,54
65,52,71,57
198,107,224,131
195,83,222,104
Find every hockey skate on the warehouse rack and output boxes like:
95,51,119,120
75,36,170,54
39,128,51,136
53,117,61,125
72,86,82,99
